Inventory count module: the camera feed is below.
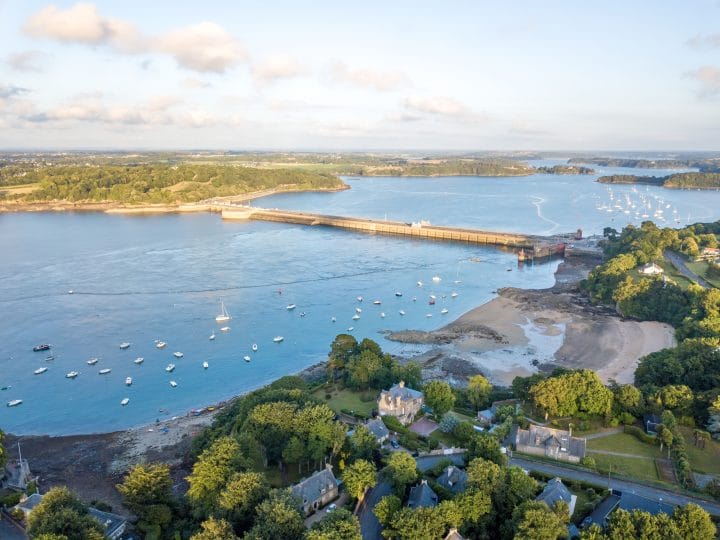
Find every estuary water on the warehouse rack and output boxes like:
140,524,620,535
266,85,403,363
1,161,719,435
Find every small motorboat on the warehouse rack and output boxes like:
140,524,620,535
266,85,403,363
1,385,11,391
273,336,284,343
506,268,512,272
170,381,177,388
119,342,130,350
429,298,436,305
331,317,336,322
125,376,132,386
121,398,129,406
300,312,306,317
134,357,144,365
220,326,230,332
33,344,51,352
395,291,403,297
34,367,48,375
380,312,386,318
203,361,209,369
451,292,458,298
252,343,258,352
166,364,175,372
399,310,406,316
46,354,56,361
432,276,441,283
352,314,360,320
243,355,251,362
286,304,297,310
347,326,354,331
373,300,382,305
417,281,423,287
209,332,216,341
173,352,184,358
412,296,417,302
426,313,433,318
66,371,78,379
68,289,74,294
7,399,22,407
356,296,363,302
155,341,167,349
87,357,99,365
441,308,449,314
356,307,362,313
99,368,111,375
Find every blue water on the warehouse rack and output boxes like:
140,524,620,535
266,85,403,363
1,161,719,435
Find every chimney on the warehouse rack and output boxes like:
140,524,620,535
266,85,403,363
325,463,333,471
568,425,572,437
399,380,405,388
421,479,427,485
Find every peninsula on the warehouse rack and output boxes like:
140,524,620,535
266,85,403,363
597,172,720,189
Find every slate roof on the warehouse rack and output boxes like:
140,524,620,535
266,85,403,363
88,507,127,538
514,424,586,458
536,477,572,509
445,528,465,540
586,490,676,527
15,492,43,512
436,465,467,494
291,466,338,505
365,418,390,440
383,381,423,401
407,480,438,508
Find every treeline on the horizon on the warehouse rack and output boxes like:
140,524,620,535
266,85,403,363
569,156,720,172
0,164,344,204
535,165,595,175
597,172,720,189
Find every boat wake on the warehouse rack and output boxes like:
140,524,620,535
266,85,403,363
530,196,560,234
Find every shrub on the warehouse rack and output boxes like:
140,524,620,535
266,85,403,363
25,480,38,495
619,412,636,425
381,415,407,434
624,425,656,445
325,393,332,400
580,456,597,469
10,507,25,521
1,491,23,507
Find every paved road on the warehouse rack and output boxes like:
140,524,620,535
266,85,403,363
509,456,720,516
357,480,392,540
0,512,28,540
664,250,711,289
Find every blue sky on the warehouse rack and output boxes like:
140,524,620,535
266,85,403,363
1,1,719,150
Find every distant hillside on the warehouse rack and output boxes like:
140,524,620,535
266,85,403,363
597,172,720,189
354,159,534,177
569,156,720,172
535,165,595,175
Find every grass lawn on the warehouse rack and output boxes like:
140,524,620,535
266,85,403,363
570,489,594,523
589,453,660,482
678,426,720,474
587,433,662,458
687,261,720,288
655,261,695,289
312,385,376,417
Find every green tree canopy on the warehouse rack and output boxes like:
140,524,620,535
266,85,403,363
384,452,418,494
245,489,306,540
190,517,239,540
307,508,361,540
342,459,377,501
423,381,456,418
530,369,613,418
26,487,104,540
466,374,493,411
116,463,174,535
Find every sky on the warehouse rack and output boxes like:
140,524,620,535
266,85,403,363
1,1,720,151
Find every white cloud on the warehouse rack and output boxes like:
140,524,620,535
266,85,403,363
686,33,720,49
404,95,470,116
330,62,408,91
23,3,245,73
181,77,211,89
686,66,720,98
6,50,49,72
252,55,305,81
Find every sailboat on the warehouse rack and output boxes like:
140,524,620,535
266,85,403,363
209,332,216,341
215,301,231,323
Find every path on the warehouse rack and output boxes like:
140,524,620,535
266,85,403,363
587,449,655,459
509,456,720,516
584,427,624,440
664,250,711,289
356,480,392,540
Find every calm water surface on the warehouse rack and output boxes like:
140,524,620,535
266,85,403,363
1,161,719,435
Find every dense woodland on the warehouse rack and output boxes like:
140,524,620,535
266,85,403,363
535,165,595,175
569,157,720,172
597,172,720,189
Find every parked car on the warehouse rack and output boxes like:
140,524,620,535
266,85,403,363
326,503,337,513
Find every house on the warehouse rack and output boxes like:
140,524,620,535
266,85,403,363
3,458,32,491
445,528,466,540
697,247,720,262
639,262,664,275
644,414,661,435
477,409,494,426
290,464,339,516
364,417,390,444
378,380,424,426
536,477,577,516
407,479,438,509
585,490,675,529
436,465,467,494
512,425,586,463
13,494,127,539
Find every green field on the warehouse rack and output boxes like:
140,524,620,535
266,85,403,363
587,433,662,458
678,427,720,474
686,261,720,288
589,453,660,482
312,385,376,417
586,433,663,482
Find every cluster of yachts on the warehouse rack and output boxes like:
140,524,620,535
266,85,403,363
596,187,687,225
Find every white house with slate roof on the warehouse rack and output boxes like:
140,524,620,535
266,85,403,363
536,477,576,516
290,464,339,516
378,380,424,425
364,417,390,444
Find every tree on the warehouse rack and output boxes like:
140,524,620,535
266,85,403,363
218,471,269,530
494,467,538,518
467,374,493,410
116,463,173,536
388,506,452,540
245,489,305,540
26,486,104,540
612,384,643,416
373,495,402,527
530,369,613,418
657,424,674,456
455,488,491,525
342,459,377,502
466,432,506,465
327,334,358,380
466,457,503,493
349,425,379,462
0,428,5,470
654,385,694,415
424,381,456,419
307,508,361,540
514,506,567,540
673,503,717,539
384,452,418,494
190,517,239,540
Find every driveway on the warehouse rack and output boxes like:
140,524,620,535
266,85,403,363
356,480,392,540
304,491,349,529
509,456,720,516
664,250,711,289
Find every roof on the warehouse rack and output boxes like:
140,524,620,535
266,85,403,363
15,492,43,512
536,477,572,509
617,492,675,516
436,465,467,494
291,466,338,505
365,418,390,440
381,380,423,401
445,528,465,540
640,262,664,274
514,425,586,458
88,507,127,537
477,409,494,421
407,480,438,508
644,414,661,425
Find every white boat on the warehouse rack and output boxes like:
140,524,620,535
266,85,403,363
243,355,251,362
356,296,363,302
7,399,22,407
87,357,99,365
34,367,48,375
155,341,167,349
216,301,231,323
273,336,284,343
352,314,360,320
432,276,441,283
99,368,111,375
347,326,354,331
121,398,129,406
170,381,177,388
134,357,144,365
429,294,437,300
220,326,230,332
203,361,209,369
356,307,362,313
373,300,382,305
395,291,403,297
66,371,78,379
209,332,216,341
331,316,336,322
380,312,386,318
173,352,184,358
286,304,297,310
451,292,458,298
417,281,423,287
399,309,406,316
441,308,449,314
125,376,132,386
166,364,175,372
252,343,258,352
120,342,130,350
426,313,432,318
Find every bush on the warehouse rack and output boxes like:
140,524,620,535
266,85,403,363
580,456,597,469
399,432,421,451
381,415,407,434
619,412,636,425
25,480,37,495
10,507,25,521
624,425,656,445
325,393,332,400
1,491,23,507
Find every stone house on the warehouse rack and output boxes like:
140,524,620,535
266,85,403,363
290,464,339,516
512,425,586,463
378,380,424,425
